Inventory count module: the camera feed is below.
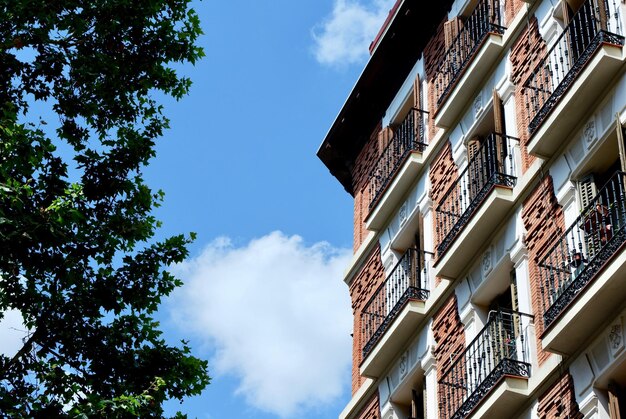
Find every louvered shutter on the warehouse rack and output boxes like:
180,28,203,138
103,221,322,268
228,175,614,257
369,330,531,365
493,89,506,174
578,174,598,211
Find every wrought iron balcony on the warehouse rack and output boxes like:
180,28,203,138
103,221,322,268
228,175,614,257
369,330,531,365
439,310,533,419
368,108,428,210
538,171,626,329
434,0,505,108
436,133,518,259
524,0,624,135
361,248,431,359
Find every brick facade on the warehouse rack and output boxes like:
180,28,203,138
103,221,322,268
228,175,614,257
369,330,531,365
537,370,583,419
504,0,525,26
352,122,385,251
349,243,385,393
429,141,459,268
521,175,565,365
354,392,381,419
432,294,466,418
424,17,447,138
510,17,547,172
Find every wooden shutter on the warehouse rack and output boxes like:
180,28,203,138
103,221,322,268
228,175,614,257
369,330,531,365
444,17,462,48
609,382,622,419
617,114,626,172
578,174,598,211
493,89,506,173
413,74,422,109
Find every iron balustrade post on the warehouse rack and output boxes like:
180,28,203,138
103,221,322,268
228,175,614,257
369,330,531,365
361,249,433,358
523,0,624,135
539,172,626,328
438,310,533,419
435,134,519,258
368,108,429,210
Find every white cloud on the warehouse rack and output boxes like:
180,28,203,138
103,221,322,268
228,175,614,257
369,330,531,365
312,0,396,66
168,232,353,418
0,309,27,357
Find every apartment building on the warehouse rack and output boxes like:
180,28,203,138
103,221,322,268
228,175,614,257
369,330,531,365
317,0,626,418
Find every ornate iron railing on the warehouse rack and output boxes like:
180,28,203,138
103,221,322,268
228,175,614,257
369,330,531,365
524,0,624,134
361,248,432,359
435,133,518,258
369,108,429,210
439,310,533,419
434,0,505,107
538,171,626,328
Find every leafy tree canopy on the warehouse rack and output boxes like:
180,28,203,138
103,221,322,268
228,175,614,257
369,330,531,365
0,0,209,416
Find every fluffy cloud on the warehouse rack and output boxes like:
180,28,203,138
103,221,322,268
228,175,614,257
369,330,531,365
312,0,396,66
168,232,353,418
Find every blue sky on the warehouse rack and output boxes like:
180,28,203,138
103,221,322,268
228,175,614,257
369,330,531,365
149,2,398,418
0,0,397,418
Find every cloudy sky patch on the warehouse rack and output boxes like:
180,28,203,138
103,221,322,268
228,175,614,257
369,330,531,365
168,232,353,418
312,0,396,66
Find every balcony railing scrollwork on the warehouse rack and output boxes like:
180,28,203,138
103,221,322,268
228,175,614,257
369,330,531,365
361,248,432,359
438,310,533,419
368,108,429,210
436,133,518,258
538,171,626,329
434,0,505,107
523,0,624,134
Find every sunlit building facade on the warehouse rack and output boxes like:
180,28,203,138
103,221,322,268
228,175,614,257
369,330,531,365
318,0,626,418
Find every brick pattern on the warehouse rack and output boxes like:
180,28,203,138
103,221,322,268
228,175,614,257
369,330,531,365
505,0,525,25
432,294,465,419
429,141,459,271
355,392,381,419
352,122,384,251
510,17,547,172
349,243,385,393
521,176,565,365
424,17,447,137
537,370,583,419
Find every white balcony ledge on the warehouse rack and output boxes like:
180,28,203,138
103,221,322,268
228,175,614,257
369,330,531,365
434,33,505,129
366,129,446,232
542,246,626,356
467,377,529,419
434,186,514,279
434,7,528,128
434,159,542,280
528,44,625,159
359,279,451,379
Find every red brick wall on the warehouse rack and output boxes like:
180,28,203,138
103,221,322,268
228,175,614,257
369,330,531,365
537,370,583,419
352,123,387,251
521,175,565,365
355,392,381,419
424,17,447,138
429,141,459,270
504,0,525,26
349,243,385,393
510,17,547,172
432,294,466,419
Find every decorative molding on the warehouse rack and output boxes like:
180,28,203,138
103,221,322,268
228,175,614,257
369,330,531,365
608,318,624,357
399,203,408,227
482,246,493,277
473,94,483,118
583,119,597,146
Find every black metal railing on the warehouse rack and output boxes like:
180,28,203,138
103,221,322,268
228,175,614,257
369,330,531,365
436,133,518,258
369,108,429,210
434,0,505,107
438,310,533,419
361,248,432,359
524,0,624,134
539,171,626,328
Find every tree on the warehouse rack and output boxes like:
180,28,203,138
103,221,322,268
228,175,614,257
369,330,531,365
0,0,209,416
